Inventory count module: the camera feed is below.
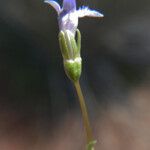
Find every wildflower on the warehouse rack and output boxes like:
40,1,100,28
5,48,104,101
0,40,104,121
44,0,103,36
44,1,104,149
45,0,103,82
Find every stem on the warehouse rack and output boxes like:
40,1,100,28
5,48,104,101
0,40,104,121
74,80,93,144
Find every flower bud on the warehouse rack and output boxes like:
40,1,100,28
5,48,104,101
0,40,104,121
59,29,81,82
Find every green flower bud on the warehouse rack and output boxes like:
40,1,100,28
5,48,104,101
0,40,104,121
59,29,82,82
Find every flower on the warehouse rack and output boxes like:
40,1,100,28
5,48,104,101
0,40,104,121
44,0,104,82
45,0,103,36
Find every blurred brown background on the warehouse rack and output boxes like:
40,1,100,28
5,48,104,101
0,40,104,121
0,0,150,149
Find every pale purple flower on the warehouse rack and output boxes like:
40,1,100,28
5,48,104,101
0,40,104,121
45,0,103,36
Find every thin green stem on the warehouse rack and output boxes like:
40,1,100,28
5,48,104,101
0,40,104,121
74,80,94,145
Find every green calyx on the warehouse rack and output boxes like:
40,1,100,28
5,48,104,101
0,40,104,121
64,57,82,82
59,29,82,82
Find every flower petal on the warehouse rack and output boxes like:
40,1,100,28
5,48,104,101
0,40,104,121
44,0,61,14
77,6,104,18
63,0,76,11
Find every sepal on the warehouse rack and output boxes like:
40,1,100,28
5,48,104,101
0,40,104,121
64,57,82,82
58,29,82,82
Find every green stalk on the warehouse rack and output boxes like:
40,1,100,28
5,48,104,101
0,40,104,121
74,80,96,150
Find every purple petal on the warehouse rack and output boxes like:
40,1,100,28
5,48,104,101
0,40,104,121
45,0,61,14
77,6,104,18
63,0,76,11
